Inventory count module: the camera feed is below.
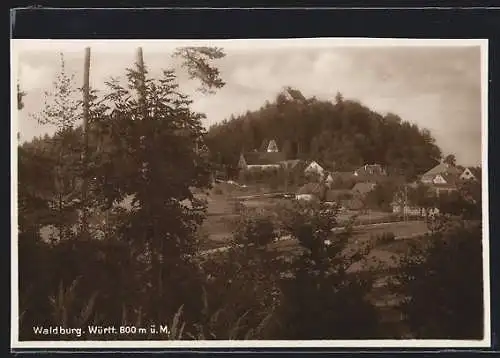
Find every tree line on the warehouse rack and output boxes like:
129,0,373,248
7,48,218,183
206,87,443,180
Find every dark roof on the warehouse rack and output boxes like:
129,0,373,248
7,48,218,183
331,171,355,180
421,162,461,178
279,159,307,170
241,151,286,165
297,182,326,196
351,182,377,195
354,164,386,176
440,172,460,185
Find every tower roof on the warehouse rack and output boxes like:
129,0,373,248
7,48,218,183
267,139,279,152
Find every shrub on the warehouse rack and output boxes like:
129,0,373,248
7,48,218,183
234,206,278,248
391,221,483,339
272,201,380,339
374,232,396,246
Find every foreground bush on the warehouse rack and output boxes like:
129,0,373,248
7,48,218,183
272,201,381,339
392,221,483,339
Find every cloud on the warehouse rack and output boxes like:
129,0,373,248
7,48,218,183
19,63,52,91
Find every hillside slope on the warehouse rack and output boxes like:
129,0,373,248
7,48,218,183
206,88,442,179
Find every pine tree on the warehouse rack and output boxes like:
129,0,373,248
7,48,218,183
92,51,218,322
29,53,82,241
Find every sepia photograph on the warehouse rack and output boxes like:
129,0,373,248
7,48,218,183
11,38,490,349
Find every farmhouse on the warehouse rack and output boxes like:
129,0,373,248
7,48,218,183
353,164,386,177
418,162,464,196
238,139,286,171
460,167,481,181
420,162,461,184
304,161,325,176
279,159,308,174
429,173,460,196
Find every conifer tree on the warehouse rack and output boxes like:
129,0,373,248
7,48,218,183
29,53,82,241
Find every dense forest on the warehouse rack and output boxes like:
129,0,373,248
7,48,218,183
206,88,442,179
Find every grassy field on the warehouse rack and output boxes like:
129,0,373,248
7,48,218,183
198,182,418,251
270,220,429,259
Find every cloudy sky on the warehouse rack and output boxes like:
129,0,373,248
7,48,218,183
12,39,485,166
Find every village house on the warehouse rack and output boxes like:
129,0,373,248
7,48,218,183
353,164,387,177
331,171,355,181
460,167,481,181
419,161,463,196
420,162,461,184
238,139,286,172
279,158,309,175
304,160,326,176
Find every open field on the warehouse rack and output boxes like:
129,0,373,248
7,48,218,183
270,220,429,259
198,185,420,250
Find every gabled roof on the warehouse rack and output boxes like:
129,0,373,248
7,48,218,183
421,162,461,178
241,151,286,165
305,160,325,171
331,171,355,180
267,139,279,152
462,166,482,180
438,172,460,185
351,182,377,195
279,159,307,170
354,164,386,176
297,182,326,196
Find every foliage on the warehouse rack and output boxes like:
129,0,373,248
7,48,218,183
273,201,380,339
406,183,437,211
364,181,399,212
18,50,220,337
173,47,226,94
443,154,457,166
234,207,278,247
17,82,26,110
30,53,81,130
392,221,483,339
374,232,396,246
22,54,83,241
195,206,282,339
436,180,482,220
206,88,442,180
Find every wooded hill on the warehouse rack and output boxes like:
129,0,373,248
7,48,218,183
205,87,443,180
